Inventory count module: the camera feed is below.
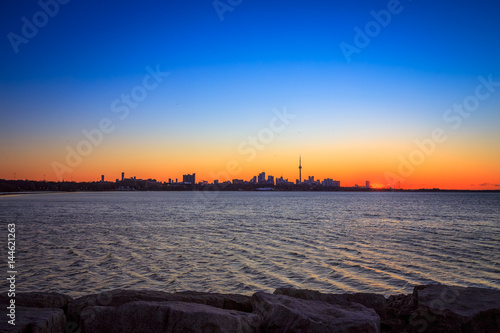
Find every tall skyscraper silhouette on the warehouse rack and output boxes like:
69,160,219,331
299,155,302,184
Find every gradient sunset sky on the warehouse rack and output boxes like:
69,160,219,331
1,0,499,189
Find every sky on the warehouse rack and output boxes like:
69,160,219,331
1,0,499,189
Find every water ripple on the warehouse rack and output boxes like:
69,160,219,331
1,191,499,297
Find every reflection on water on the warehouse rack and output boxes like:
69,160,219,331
1,191,499,297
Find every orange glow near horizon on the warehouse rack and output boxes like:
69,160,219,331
1,136,499,190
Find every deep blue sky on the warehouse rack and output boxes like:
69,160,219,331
2,0,499,79
1,0,499,187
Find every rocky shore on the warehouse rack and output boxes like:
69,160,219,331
1,284,499,332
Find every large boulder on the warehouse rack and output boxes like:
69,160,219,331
67,289,253,331
275,288,387,318
0,306,66,333
253,292,380,332
409,284,500,333
81,300,261,333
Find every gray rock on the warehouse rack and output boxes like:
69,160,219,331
174,290,253,312
253,292,380,332
384,293,416,332
81,301,261,333
5,285,498,333
274,288,387,318
409,284,500,333
166,301,261,332
67,289,253,330
0,306,66,333
80,305,119,333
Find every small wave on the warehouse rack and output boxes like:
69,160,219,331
2,191,498,297
69,260,84,267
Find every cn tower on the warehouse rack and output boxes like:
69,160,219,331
299,155,302,184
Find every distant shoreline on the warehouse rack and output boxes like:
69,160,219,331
1,189,499,195
2,178,499,193
0,191,77,197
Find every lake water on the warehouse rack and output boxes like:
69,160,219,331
1,191,499,297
